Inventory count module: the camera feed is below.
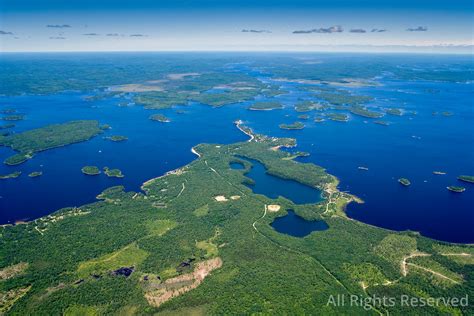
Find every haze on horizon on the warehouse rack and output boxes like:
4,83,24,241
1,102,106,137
0,0,473,54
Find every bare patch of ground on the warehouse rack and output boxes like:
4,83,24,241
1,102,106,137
230,195,241,200
267,205,281,212
214,196,228,202
144,257,222,308
0,286,31,314
0,262,28,281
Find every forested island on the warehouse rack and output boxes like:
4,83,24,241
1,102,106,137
447,186,466,193
458,175,474,184
149,114,171,123
326,113,349,122
248,102,283,111
0,171,21,180
349,106,384,118
279,122,305,130
385,108,403,116
104,167,124,178
294,101,319,112
105,135,128,142
398,178,411,186
81,166,101,176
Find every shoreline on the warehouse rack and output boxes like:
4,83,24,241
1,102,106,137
2,121,472,244
234,120,255,142
191,146,201,158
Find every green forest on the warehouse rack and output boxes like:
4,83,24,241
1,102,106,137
1,125,473,315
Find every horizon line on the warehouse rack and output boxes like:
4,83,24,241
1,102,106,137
1,49,473,55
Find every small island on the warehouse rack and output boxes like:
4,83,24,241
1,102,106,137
100,124,112,130
0,171,21,180
2,115,25,121
262,87,287,97
28,171,43,178
433,171,446,175
294,101,318,112
398,178,411,186
447,186,465,193
248,101,283,111
374,120,390,126
385,108,403,116
81,166,101,175
298,114,310,120
279,122,305,130
314,117,325,123
149,114,171,123
105,135,128,142
104,167,124,178
457,175,474,184
349,106,384,118
0,124,15,130
327,113,349,122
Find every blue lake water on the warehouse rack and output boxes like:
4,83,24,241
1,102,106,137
243,78,474,243
229,162,245,170
1,53,473,243
236,157,323,204
271,209,329,237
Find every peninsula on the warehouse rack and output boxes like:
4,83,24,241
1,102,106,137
0,125,472,316
0,120,103,165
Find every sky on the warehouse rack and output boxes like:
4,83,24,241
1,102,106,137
0,0,473,53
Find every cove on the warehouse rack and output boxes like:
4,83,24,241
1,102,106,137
238,157,322,204
271,209,329,237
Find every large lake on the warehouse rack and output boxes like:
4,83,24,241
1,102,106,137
1,53,473,243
